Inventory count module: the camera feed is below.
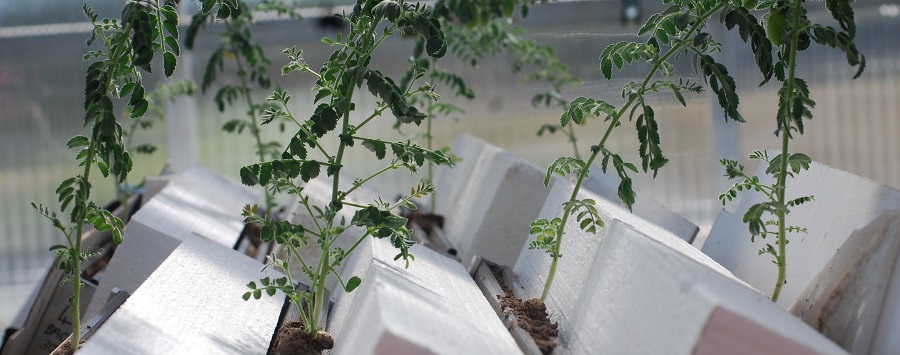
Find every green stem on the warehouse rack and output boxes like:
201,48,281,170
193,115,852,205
309,22,379,339
539,2,726,301
344,162,398,197
349,104,389,135
308,228,330,336
772,0,803,303
70,141,97,351
426,100,435,212
235,55,274,213
341,229,375,259
566,123,581,161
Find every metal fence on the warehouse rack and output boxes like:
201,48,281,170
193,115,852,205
2,0,899,328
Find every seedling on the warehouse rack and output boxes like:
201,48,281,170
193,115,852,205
238,0,452,343
186,0,291,214
530,0,779,300
719,0,864,301
32,1,182,350
393,1,578,213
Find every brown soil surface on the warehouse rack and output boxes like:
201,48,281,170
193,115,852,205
490,265,559,354
242,222,262,257
271,322,334,355
54,340,73,355
50,338,84,355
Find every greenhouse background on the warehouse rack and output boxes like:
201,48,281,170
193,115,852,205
1,0,899,330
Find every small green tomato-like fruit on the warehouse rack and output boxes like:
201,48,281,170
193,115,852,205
766,11,786,46
743,0,759,10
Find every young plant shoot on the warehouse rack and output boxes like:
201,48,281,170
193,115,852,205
718,0,864,301
401,2,578,211
530,0,779,301
32,1,183,350
238,0,452,343
186,0,286,214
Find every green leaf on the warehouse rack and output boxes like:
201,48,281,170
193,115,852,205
300,161,320,182
112,228,124,244
562,97,616,126
634,103,668,176
698,54,743,122
130,99,149,118
286,135,308,159
825,0,856,38
96,160,109,178
720,8,774,86
259,163,272,185
310,104,339,137
373,0,402,22
362,140,387,160
345,276,361,292
364,70,426,124
545,157,587,187
240,165,259,186
163,52,177,78
809,25,865,79
67,136,90,148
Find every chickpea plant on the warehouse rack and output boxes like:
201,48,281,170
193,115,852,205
530,0,781,300
31,1,183,350
185,0,297,213
401,2,578,210
718,0,864,301
238,0,452,341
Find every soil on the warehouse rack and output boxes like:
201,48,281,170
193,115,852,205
490,265,559,354
271,322,334,355
55,340,73,355
241,222,263,257
51,338,84,355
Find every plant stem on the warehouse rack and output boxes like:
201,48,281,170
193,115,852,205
344,162,398,197
308,234,330,336
426,100,435,212
540,149,599,300
539,2,726,301
566,123,581,161
70,141,97,351
772,0,803,303
235,55,274,213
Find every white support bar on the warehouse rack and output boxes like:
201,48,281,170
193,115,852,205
562,221,846,354
79,236,284,354
702,151,900,354
432,133,487,217
514,177,735,344
327,238,520,355
443,145,549,267
790,211,900,354
85,166,257,317
582,167,698,243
